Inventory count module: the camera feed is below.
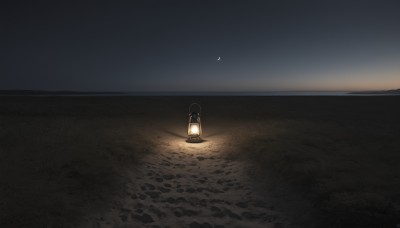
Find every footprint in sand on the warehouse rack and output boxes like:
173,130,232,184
163,174,175,180
154,177,164,182
145,191,161,199
149,205,167,218
132,213,154,224
174,207,199,217
158,186,171,193
131,193,147,200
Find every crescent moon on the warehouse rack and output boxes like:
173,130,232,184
217,57,221,61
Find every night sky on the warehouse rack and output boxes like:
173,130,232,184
1,0,400,92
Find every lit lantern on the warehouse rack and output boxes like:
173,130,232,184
187,103,202,143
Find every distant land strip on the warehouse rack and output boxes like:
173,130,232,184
348,89,400,95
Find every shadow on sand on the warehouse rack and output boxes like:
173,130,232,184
204,130,225,138
161,129,187,139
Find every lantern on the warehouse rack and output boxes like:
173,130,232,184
187,103,202,143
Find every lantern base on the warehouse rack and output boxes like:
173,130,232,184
186,137,203,143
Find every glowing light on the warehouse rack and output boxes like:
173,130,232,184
189,123,200,135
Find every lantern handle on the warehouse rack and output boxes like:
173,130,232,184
189,103,201,114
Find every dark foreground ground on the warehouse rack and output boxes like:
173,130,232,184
1,96,399,228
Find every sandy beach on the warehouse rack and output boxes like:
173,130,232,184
1,96,399,228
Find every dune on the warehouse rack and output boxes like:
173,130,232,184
1,96,399,228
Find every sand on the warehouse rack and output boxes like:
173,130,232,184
92,137,284,228
1,96,399,228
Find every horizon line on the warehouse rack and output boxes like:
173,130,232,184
2,89,399,93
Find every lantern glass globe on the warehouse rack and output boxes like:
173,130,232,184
189,123,200,136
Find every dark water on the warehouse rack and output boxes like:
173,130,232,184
1,91,399,96
120,91,397,96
